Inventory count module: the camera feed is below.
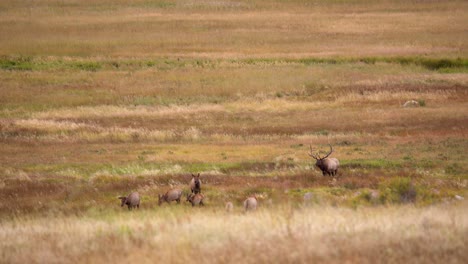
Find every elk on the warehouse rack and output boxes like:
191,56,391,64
308,144,340,176
243,195,258,212
158,188,183,206
186,193,205,207
118,192,140,210
225,202,234,213
189,173,201,194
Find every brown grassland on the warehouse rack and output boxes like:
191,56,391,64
0,0,467,263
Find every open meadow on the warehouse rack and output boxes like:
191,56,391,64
0,0,467,263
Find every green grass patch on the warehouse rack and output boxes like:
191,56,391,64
385,57,468,71
348,189,379,208
0,56,34,71
0,56,101,71
134,0,176,9
70,61,102,71
2,56,466,73
445,163,464,176
378,177,417,204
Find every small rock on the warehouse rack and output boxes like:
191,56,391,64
403,100,420,108
455,195,464,201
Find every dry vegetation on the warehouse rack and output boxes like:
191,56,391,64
1,202,467,264
0,0,467,263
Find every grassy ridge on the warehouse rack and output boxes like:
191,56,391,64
1,56,467,72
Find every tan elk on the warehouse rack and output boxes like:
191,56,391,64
243,195,258,212
225,202,234,213
158,188,183,206
308,144,340,176
186,193,205,207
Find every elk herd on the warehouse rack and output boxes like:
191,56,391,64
118,145,339,212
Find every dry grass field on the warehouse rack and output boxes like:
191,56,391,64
2,203,467,263
0,0,467,263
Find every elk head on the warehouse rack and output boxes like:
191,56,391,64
191,173,201,193
118,196,127,207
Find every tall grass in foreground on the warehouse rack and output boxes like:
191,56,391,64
1,202,466,263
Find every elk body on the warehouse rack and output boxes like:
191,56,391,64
186,193,205,207
243,196,258,212
118,192,140,210
309,145,339,176
158,188,183,206
189,173,202,194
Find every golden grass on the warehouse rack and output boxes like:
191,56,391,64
3,99,466,142
31,105,225,119
1,58,466,115
1,202,467,263
0,0,467,57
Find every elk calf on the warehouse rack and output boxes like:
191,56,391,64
158,188,183,206
189,173,202,194
118,192,140,210
225,202,234,212
243,196,257,212
186,193,205,207
308,144,340,176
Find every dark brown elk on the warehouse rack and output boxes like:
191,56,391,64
308,144,339,176
189,173,201,194
118,192,140,210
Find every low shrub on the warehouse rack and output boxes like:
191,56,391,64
379,177,417,204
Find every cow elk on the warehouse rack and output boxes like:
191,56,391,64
118,192,140,210
189,173,202,194
225,202,234,213
243,195,258,212
186,193,205,207
158,188,183,206
308,144,340,176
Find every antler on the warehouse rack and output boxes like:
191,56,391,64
308,145,321,160
321,144,334,159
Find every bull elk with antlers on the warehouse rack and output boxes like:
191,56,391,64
308,144,340,176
